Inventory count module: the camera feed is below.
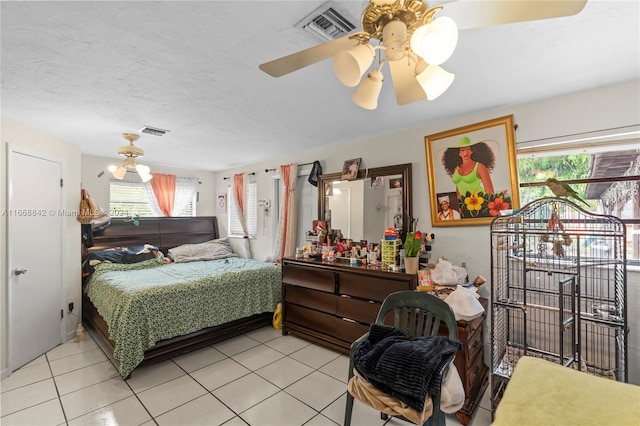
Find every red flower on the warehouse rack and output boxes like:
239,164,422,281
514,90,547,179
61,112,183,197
488,197,510,216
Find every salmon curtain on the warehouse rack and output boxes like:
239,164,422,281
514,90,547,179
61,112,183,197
233,173,252,258
270,164,298,262
150,173,176,216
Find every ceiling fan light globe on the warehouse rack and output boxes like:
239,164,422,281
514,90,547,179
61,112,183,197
410,17,458,65
139,171,153,183
108,164,117,173
416,65,455,100
333,43,375,87
352,69,383,110
136,163,151,175
111,163,127,180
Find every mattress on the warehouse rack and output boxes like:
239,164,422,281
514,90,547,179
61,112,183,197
85,257,282,377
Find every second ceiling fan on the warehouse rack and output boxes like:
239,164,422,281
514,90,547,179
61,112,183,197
259,0,588,109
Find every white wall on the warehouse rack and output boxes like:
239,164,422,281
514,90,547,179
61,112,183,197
213,79,640,384
80,154,217,216
1,115,82,377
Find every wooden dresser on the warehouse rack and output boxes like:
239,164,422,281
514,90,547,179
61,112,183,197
281,257,488,425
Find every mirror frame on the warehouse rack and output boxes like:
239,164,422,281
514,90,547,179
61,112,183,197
318,163,413,240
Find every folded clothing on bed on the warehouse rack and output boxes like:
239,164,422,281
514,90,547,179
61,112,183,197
354,323,462,412
82,245,162,276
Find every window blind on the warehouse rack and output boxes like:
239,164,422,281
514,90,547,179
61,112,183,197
228,182,257,238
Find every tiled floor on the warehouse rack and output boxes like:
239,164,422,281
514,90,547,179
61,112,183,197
1,326,493,425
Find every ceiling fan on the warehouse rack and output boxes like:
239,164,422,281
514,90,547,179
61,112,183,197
259,0,587,109
108,133,153,182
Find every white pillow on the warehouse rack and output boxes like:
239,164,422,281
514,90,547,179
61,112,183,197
168,238,237,263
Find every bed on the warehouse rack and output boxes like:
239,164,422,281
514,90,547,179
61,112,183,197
82,216,282,378
492,356,640,425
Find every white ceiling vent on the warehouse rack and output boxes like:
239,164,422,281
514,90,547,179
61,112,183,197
138,125,169,136
294,2,357,42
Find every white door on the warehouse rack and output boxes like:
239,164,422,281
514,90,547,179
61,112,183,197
7,147,63,371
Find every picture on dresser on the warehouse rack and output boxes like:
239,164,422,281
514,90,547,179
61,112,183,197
425,115,520,226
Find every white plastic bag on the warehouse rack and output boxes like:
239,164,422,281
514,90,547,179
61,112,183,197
431,258,467,286
444,285,485,321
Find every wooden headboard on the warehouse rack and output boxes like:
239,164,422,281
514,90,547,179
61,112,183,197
89,216,220,254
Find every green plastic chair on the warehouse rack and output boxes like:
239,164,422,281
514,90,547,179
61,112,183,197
344,290,460,426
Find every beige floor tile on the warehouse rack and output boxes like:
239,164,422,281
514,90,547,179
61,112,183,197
213,373,279,414
305,413,340,426
67,395,151,426
126,360,186,393
0,378,58,417
285,371,345,411
46,336,98,361
155,393,235,426
221,416,250,426
245,326,283,343
322,393,387,426
0,362,52,393
0,399,65,426
136,374,206,417
21,355,47,369
289,344,340,369
60,376,133,420
318,355,350,383
241,391,316,426
48,348,108,376
255,357,314,389
54,360,119,396
264,335,311,355
172,346,227,372
231,344,284,371
213,335,260,357
190,358,251,391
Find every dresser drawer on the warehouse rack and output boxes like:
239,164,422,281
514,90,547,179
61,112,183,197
282,264,336,293
284,285,338,315
464,326,483,366
338,272,413,302
464,350,486,392
337,296,380,324
285,304,368,343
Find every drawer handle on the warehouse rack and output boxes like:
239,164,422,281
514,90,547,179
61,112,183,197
472,340,479,349
473,366,479,375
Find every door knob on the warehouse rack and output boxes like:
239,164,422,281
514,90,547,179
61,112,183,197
14,269,27,276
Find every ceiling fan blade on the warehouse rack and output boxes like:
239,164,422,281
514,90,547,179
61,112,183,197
440,0,588,30
388,58,426,106
259,33,365,77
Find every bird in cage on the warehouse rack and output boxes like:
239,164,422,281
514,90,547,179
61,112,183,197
545,178,589,207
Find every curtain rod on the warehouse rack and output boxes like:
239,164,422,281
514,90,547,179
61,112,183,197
265,161,315,173
223,172,255,180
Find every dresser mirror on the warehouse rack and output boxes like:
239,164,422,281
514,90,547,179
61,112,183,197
318,163,412,243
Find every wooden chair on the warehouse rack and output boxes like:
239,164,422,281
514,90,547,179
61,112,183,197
344,290,460,426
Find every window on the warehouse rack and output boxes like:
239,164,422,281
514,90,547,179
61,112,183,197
109,179,196,217
517,136,640,262
228,182,257,238
109,181,154,217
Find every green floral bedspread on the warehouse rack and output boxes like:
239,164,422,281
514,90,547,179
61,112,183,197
85,257,282,377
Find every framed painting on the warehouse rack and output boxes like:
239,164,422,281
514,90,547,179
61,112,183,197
217,193,226,213
425,115,520,226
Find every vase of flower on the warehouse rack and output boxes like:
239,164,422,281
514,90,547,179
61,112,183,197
404,256,419,274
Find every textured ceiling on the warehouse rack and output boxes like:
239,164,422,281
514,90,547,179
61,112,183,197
1,1,638,171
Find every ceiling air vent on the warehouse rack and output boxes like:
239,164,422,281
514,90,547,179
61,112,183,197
294,1,357,42
138,125,169,136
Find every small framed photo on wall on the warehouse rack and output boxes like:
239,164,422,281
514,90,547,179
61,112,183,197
217,193,226,213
